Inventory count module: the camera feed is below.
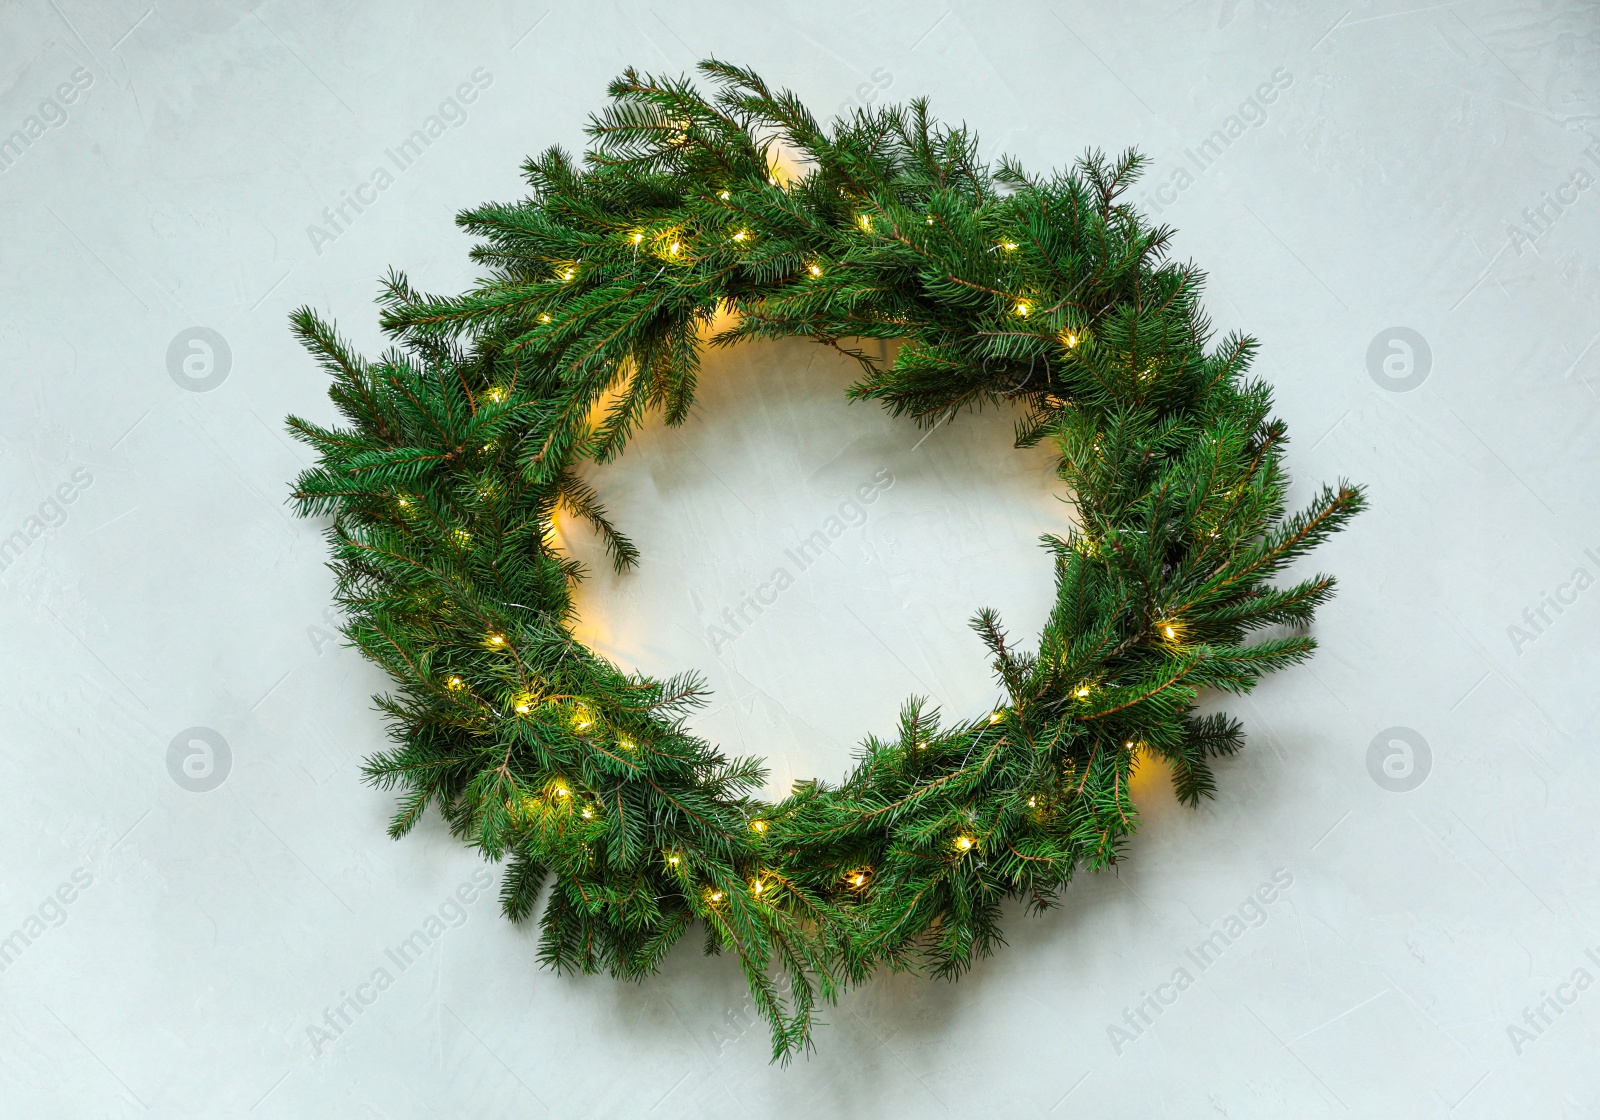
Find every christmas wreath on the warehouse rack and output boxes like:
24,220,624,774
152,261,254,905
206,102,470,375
287,60,1364,1061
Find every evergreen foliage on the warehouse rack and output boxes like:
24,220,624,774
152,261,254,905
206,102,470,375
287,60,1365,1061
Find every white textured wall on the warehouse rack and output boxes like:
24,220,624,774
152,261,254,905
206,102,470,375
2,2,1597,1116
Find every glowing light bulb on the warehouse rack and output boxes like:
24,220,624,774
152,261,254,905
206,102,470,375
539,314,551,323
632,232,643,243
669,241,681,255
750,879,762,894
925,215,934,224
1065,332,1078,348
1002,240,1018,251
851,873,865,886
710,890,724,902
667,854,680,866
858,214,872,231
751,820,767,834
561,269,574,281
619,737,635,751
485,387,503,402
718,190,730,200
1075,687,1090,699
955,835,975,852
808,264,822,277
447,676,463,690
397,496,409,507
768,175,778,186
1162,623,1175,639
916,740,927,751
581,808,592,819
1015,302,1031,317
1125,740,1136,750
487,633,505,646
990,710,1004,723
732,230,747,241
514,701,530,714
1027,796,1037,808
555,786,570,798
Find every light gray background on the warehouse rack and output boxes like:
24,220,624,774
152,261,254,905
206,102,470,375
2,1,1597,1116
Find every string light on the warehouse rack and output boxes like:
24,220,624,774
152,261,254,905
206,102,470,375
1064,332,1079,348
718,190,730,200
1027,796,1037,808
487,633,506,647
990,710,1004,723
561,268,575,281
485,387,504,402
1001,240,1018,251
632,232,643,243
1075,686,1091,698
732,230,748,242
858,214,872,232
750,819,768,834
554,785,571,798
750,878,763,894
847,869,869,887
669,241,681,255
808,263,823,277
925,215,934,224
954,835,976,852
1015,301,1031,317
447,676,464,690
709,889,725,902
581,808,592,819
916,740,927,751
396,496,409,508
539,313,551,323
667,853,680,867
513,697,532,714
618,736,635,751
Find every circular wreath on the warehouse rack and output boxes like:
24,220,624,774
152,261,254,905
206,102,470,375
287,61,1364,1061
